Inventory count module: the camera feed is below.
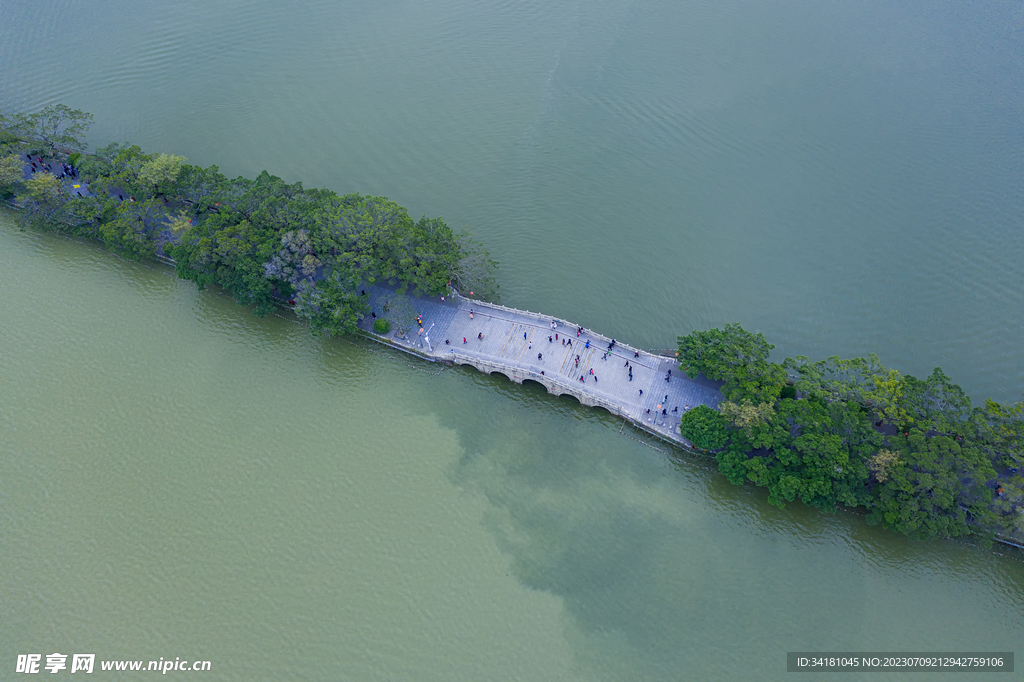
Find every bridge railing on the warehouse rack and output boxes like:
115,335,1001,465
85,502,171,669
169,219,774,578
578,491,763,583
445,349,641,418
454,294,664,363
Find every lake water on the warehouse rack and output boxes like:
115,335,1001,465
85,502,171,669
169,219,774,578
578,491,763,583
1,1,1022,679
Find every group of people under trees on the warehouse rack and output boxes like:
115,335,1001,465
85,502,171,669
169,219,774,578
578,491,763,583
0,105,498,336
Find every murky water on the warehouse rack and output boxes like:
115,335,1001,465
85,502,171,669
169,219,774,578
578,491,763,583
2,0,1023,679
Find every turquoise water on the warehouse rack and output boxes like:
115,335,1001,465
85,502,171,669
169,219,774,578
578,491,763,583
2,0,1023,679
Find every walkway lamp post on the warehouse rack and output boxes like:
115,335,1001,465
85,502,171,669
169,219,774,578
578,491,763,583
423,323,435,352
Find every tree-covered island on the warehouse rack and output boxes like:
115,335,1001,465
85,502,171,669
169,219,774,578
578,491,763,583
677,324,1024,543
3,105,1022,545
0,105,497,335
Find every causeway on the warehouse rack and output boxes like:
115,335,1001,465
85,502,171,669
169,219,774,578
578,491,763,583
358,285,724,449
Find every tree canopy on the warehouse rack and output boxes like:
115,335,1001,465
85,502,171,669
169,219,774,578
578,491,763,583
1,104,498,338
678,324,1023,543
3,104,94,151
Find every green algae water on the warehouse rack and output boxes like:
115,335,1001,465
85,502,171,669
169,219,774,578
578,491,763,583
2,0,1024,679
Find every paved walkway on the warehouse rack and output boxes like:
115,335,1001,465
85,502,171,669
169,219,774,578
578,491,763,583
357,284,723,447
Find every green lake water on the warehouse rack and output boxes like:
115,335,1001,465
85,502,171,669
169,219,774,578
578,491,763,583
2,0,1022,679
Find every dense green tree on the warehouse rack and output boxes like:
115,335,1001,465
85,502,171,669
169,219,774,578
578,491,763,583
679,405,730,451
96,198,160,259
21,173,62,204
0,153,23,190
867,430,995,538
719,400,775,438
3,104,94,151
677,324,786,403
293,265,367,337
901,368,972,434
867,449,901,483
138,153,186,194
678,323,773,381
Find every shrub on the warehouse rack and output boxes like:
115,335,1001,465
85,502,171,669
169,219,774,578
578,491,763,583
679,404,730,451
77,154,110,178
373,318,390,334
780,384,796,400
67,152,81,166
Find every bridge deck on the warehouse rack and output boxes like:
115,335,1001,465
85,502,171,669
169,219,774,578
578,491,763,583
359,285,723,448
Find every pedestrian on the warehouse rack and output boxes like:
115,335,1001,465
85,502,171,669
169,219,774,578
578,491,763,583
662,409,667,416
529,343,532,350
635,351,639,358
665,395,669,401
589,368,593,375
567,339,572,347
371,312,376,318
541,371,545,376
538,353,542,360
555,333,558,340
445,339,450,345
463,337,467,344
478,332,483,340
672,406,678,413
470,310,474,319
645,409,650,415
549,336,553,343
585,340,590,349
594,375,598,382
562,339,565,346
524,332,527,340
580,376,585,383
639,389,643,396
